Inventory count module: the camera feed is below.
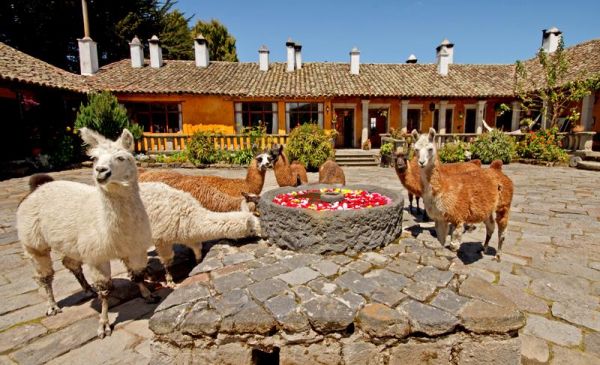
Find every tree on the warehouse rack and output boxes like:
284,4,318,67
515,37,591,129
159,10,193,59
191,19,238,62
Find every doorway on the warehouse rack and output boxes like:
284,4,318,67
495,107,512,131
334,108,354,148
465,108,477,133
407,109,421,133
368,108,388,148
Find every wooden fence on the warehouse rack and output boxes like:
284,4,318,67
136,133,289,153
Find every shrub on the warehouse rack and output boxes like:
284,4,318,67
186,131,219,165
438,140,471,163
48,132,78,168
470,129,517,164
219,149,255,165
285,123,334,171
75,91,143,140
379,142,394,156
516,127,568,162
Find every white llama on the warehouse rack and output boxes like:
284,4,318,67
17,128,157,339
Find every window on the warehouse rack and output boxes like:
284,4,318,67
125,102,181,133
286,102,323,131
235,102,274,133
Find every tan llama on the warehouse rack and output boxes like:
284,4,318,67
271,144,309,187
318,159,345,185
413,128,513,260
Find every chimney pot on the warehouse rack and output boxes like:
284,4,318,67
148,35,163,68
194,34,210,68
286,38,295,72
129,36,144,68
436,38,454,64
541,27,562,53
77,36,99,76
406,54,417,64
350,47,360,75
294,43,302,70
258,45,269,71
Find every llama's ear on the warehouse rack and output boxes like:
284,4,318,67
411,129,419,141
79,127,107,148
117,129,135,152
428,128,436,142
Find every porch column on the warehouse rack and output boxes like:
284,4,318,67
511,101,521,132
361,100,369,147
401,100,409,132
581,93,594,131
271,102,279,134
476,100,486,134
439,100,448,134
541,100,548,129
234,102,243,133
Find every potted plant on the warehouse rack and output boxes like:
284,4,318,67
379,142,394,167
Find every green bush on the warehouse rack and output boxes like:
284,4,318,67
186,131,219,165
516,127,568,162
48,132,78,167
285,123,334,171
438,140,471,163
75,91,143,140
470,129,517,164
379,142,394,156
219,149,255,165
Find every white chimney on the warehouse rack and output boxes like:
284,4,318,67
286,38,295,72
194,34,209,68
258,45,269,71
406,54,417,64
542,27,562,53
294,43,302,70
129,36,144,68
436,39,454,64
148,35,163,68
77,37,99,76
350,47,360,75
437,47,450,76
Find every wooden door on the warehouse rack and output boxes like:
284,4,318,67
334,108,354,148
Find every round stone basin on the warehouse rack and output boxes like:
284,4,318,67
258,184,404,254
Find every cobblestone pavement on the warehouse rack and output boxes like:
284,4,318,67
0,164,599,364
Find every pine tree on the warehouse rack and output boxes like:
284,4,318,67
191,19,238,62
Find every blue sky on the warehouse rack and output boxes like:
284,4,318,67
175,0,599,64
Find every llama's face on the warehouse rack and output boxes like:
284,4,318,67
393,152,409,173
413,128,437,168
255,150,274,171
80,128,137,188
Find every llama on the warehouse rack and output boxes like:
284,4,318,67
139,182,262,287
413,128,513,260
271,144,309,187
17,128,157,339
318,159,346,185
392,150,482,215
139,170,259,213
139,149,274,204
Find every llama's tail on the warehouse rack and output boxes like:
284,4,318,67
29,173,54,192
490,160,503,170
469,159,482,167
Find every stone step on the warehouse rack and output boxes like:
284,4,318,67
576,160,600,171
335,156,378,161
336,161,380,167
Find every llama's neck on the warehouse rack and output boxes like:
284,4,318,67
188,211,252,243
396,157,421,193
98,183,147,236
245,160,266,194
274,154,294,185
420,158,444,196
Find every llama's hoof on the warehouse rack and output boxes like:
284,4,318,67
46,305,61,316
447,242,460,252
166,281,178,289
494,254,502,262
145,294,161,304
97,323,112,339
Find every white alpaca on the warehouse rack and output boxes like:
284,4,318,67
139,182,262,287
16,128,157,339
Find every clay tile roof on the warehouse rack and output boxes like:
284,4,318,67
0,42,87,92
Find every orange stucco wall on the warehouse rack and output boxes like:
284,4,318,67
0,87,17,99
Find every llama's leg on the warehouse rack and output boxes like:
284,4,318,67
88,262,112,338
408,193,414,213
124,252,160,303
449,221,463,251
191,242,203,263
24,246,61,316
464,223,477,232
495,209,510,261
483,215,496,255
435,219,449,247
62,256,94,295
155,241,177,288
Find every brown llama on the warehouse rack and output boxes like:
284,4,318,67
318,159,346,185
139,149,275,211
271,144,309,187
413,128,513,260
392,150,482,215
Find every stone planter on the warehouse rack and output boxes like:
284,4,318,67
258,184,404,254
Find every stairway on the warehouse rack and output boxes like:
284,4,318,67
571,151,600,171
335,149,379,167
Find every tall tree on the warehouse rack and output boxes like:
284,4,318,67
191,19,238,62
159,10,193,59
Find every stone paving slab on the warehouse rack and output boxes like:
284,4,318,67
0,164,599,363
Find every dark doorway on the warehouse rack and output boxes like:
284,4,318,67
368,108,388,148
465,108,477,133
495,108,512,131
407,109,421,133
334,108,354,148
